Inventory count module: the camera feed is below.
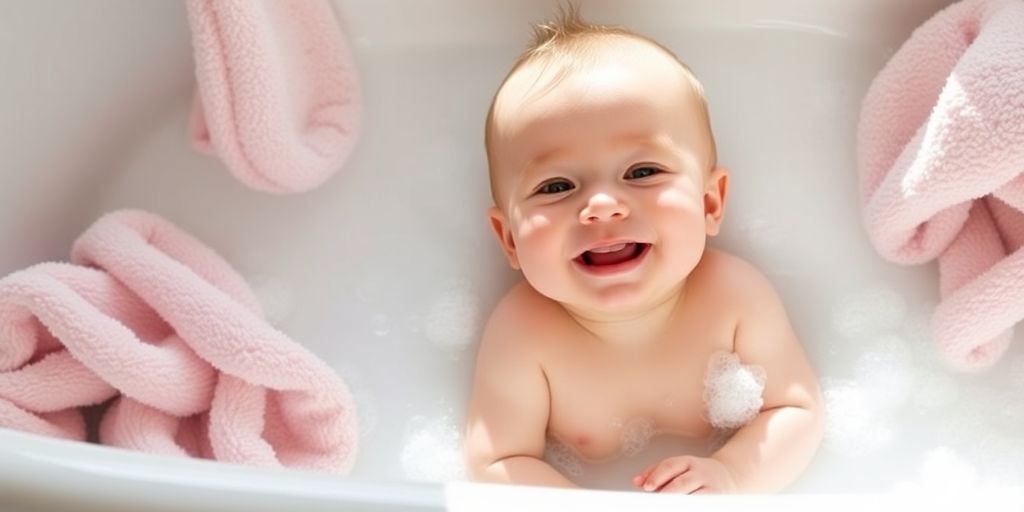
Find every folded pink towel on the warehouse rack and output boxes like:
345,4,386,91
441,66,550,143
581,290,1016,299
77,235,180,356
0,210,358,472
187,0,361,194
858,0,1024,371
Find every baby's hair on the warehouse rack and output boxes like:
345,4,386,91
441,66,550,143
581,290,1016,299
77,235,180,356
485,3,718,196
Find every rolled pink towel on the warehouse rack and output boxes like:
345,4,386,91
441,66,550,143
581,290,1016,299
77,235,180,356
858,0,1024,371
187,0,361,194
0,210,358,472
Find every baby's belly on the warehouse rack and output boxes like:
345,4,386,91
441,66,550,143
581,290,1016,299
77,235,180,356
544,430,730,490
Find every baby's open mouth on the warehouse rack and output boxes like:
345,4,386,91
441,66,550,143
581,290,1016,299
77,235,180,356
574,242,650,267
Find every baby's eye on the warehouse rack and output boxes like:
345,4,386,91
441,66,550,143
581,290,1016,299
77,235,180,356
625,166,662,180
536,179,574,195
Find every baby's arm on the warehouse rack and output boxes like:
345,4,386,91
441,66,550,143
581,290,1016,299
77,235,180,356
709,262,824,492
464,288,576,487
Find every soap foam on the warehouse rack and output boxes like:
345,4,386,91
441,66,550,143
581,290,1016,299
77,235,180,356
703,351,765,429
853,335,915,410
400,414,466,482
822,379,896,457
893,447,979,492
620,417,656,457
544,437,585,478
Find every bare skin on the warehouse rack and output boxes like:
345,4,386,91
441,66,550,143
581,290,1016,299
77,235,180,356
465,35,823,493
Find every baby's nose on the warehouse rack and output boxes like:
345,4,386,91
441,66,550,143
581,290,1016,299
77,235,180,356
579,193,630,224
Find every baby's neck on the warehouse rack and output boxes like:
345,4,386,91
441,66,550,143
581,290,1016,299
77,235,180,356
563,284,686,349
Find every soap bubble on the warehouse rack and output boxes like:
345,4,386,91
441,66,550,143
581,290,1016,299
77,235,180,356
544,438,584,478
423,278,481,354
893,447,979,493
400,414,466,482
919,447,979,489
703,352,765,429
973,434,1024,487
853,335,915,410
621,418,656,457
831,284,907,339
821,379,896,457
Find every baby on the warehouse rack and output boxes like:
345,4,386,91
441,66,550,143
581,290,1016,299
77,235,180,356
464,7,823,494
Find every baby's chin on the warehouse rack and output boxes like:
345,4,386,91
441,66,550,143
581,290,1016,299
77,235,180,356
558,282,681,318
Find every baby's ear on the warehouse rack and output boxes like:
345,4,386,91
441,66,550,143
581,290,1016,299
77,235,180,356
703,167,729,236
488,206,520,269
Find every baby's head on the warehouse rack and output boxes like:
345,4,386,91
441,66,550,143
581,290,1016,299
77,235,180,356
485,6,728,316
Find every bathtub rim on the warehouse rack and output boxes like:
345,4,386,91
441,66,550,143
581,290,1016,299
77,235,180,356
2,429,1024,512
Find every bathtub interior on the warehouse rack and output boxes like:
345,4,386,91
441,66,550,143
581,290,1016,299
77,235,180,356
1,0,1022,506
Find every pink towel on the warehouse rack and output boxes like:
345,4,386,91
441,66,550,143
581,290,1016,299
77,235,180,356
858,0,1024,371
187,0,361,194
0,210,358,472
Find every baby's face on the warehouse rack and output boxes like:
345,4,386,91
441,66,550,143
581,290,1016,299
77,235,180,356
488,39,725,315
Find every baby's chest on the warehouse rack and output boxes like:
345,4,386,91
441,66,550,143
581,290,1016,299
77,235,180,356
544,352,715,462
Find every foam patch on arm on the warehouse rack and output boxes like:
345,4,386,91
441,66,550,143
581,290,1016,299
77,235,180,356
703,351,766,430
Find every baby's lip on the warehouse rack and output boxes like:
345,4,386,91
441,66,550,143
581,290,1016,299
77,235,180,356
573,239,645,259
573,242,651,274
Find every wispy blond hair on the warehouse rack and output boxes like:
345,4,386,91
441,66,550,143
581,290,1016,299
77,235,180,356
485,4,717,201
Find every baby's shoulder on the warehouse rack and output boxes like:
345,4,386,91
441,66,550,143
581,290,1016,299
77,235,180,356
691,248,779,307
479,280,569,351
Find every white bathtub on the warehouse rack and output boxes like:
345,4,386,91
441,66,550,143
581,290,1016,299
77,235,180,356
2,0,1022,509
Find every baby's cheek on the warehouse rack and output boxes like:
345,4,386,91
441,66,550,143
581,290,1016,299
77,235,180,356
513,214,568,298
514,213,561,267
653,189,708,265
515,212,554,241
654,188,703,213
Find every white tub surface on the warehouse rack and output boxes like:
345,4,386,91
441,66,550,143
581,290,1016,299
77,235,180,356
3,0,1023,510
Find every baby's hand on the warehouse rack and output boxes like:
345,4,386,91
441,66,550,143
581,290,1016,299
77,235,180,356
632,456,738,494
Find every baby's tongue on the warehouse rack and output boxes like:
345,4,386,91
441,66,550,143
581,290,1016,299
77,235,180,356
587,243,636,266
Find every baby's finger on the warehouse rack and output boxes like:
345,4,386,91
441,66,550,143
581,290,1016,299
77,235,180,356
660,471,703,494
641,458,691,492
634,462,660,488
